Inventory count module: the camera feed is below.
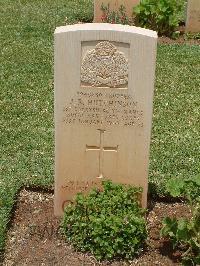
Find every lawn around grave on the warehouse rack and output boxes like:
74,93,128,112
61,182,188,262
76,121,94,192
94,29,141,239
0,0,200,258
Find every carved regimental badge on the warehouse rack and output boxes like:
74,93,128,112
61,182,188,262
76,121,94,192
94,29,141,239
81,41,128,88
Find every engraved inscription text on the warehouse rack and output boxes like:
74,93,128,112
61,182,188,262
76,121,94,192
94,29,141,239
63,91,144,127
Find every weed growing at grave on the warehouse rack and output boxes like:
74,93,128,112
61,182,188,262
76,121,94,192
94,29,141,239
101,4,133,25
133,0,183,36
62,181,147,260
161,175,200,265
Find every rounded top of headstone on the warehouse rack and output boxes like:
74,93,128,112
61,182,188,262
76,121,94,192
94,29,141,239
55,23,158,39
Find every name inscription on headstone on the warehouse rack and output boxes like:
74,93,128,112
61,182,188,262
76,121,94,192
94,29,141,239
63,91,144,127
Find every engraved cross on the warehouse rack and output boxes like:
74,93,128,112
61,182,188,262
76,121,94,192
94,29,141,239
86,129,118,179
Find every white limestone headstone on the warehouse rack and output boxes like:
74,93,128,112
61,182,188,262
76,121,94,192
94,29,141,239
54,24,157,216
186,0,200,33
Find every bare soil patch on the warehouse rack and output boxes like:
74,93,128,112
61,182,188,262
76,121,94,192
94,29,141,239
3,189,191,266
158,36,200,45
158,26,200,45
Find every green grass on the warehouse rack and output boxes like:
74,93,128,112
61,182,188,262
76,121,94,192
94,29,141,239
150,45,200,195
0,0,93,255
0,0,199,256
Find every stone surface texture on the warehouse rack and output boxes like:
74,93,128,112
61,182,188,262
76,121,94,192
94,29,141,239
81,41,128,88
54,23,157,216
94,0,140,23
186,0,200,33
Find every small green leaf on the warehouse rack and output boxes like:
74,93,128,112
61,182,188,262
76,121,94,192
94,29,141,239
166,178,185,197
